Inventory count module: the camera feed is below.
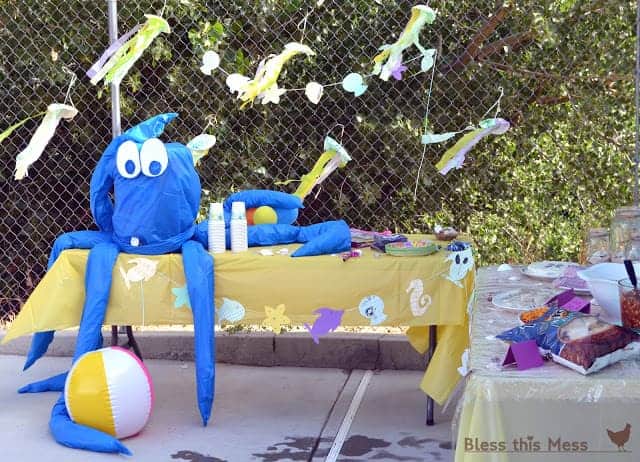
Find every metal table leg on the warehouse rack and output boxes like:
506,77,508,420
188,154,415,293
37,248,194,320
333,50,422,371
110,324,143,360
426,324,437,426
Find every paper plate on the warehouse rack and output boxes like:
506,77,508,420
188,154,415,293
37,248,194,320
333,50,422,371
491,288,560,311
521,261,573,281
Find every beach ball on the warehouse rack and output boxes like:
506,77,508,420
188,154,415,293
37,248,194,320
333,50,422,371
64,347,154,439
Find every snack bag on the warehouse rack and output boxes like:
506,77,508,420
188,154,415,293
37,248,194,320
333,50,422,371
497,309,640,374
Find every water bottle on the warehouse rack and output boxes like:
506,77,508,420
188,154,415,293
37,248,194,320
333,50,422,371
230,201,248,253
208,202,226,254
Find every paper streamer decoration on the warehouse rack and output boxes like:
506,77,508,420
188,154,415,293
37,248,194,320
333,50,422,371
11,104,78,180
435,118,510,175
293,136,351,200
226,42,315,108
88,15,170,86
372,5,436,81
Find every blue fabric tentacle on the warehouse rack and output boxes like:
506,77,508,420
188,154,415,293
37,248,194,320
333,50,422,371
182,240,215,426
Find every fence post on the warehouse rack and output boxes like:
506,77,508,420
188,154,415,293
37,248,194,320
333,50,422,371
107,0,121,137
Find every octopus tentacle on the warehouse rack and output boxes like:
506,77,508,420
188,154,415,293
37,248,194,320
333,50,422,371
23,230,114,371
182,239,215,426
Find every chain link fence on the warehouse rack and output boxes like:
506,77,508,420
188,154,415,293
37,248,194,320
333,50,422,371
0,0,635,320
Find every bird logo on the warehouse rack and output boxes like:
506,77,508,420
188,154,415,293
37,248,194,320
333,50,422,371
607,423,631,451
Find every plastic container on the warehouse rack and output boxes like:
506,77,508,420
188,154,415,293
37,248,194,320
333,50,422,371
208,202,226,254
578,262,640,323
619,278,640,330
230,201,248,253
585,228,610,265
610,206,640,263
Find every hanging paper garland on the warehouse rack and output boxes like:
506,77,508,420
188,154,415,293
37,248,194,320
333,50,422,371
87,15,170,86
4,104,79,180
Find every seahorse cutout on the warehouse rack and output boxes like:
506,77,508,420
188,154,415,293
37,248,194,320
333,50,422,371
406,279,432,316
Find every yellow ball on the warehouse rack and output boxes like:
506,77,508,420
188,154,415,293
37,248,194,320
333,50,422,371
253,206,278,225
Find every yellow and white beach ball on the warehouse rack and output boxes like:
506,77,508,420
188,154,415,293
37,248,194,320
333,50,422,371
64,347,154,439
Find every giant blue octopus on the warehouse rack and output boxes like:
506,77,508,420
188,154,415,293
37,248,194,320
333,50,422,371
18,113,350,454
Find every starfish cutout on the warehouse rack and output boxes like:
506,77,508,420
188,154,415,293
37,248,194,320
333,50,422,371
262,304,291,333
172,285,191,309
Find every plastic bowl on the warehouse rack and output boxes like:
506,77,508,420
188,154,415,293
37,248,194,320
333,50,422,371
577,262,640,324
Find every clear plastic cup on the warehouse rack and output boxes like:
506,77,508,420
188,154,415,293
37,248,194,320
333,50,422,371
619,278,640,329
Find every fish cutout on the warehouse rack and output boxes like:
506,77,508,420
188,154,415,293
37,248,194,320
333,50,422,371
119,257,159,289
218,297,246,323
200,51,220,75
436,118,510,175
186,133,216,166
305,81,324,104
372,5,436,81
227,42,315,108
293,136,351,200
304,308,345,344
89,15,170,86
358,295,387,326
13,104,78,180
342,72,367,96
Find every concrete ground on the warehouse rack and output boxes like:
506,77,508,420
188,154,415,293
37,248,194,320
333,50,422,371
0,354,455,462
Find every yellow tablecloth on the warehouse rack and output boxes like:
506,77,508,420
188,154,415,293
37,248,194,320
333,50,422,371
4,235,475,404
455,266,640,462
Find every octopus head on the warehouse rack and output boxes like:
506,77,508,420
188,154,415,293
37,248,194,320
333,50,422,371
91,113,201,249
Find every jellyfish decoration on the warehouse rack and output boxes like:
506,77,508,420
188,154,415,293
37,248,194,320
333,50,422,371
434,118,510,175
372,4,437,81
87,14,170,86
232,136,351,228
225,42,315,108
17,114,215,455
0,103,79,180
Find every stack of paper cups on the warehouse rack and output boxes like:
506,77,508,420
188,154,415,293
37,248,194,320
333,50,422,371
230,201,248,253
208,202,226,254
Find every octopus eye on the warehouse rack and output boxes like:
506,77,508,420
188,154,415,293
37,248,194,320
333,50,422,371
463,257,469,264
455,254,460,265
116,140,141,179
140,138,169,177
